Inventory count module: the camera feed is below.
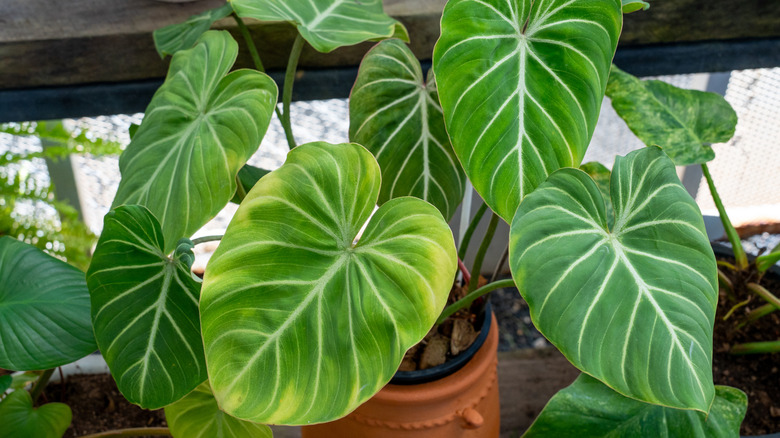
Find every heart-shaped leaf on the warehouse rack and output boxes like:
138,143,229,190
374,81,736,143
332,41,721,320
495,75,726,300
201,142,457,424
433,0,622,222
606,65,738,166
0,390,71,438
164,382,272,438
87,206,206,409
231,0,408,53
509,147,717,412
112,30,277,254
579,161,614,229
350,39,465,221
0,237,96,371
153,3,234,58
525,374,746,437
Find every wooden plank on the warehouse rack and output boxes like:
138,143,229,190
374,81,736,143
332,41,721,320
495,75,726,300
0,0,778,91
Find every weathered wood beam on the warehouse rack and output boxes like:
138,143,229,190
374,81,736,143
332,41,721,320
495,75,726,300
1,0,778,91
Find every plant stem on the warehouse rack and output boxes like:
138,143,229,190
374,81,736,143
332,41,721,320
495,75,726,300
747,282,780,308
468,213,499,292
29,368,55,404
702,163,748,270
458,202,488,261
490,244,509,283
717,260,737,271
192,235,223,246
78,427,171,438
232,14,285,122
731,340,780,355
457,258,471,287
739,303,777,328
717,268,735,300
436,279,515,325
281,33,305,149
723,297,751,321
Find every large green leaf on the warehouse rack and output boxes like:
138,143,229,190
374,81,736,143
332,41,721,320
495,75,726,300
0,390,71,438
201,142,457,424
87,206,206,409
525,374,746,437
606,65,738,166
153,3,234,58
433,0,622,222
164,382,272,438
509,147,717,412
230,164,271,204
350,39,465,221
231,0,408,53
112,30,277,255
0,237,96,371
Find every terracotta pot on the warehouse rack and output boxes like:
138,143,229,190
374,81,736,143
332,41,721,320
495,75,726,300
301,312,500,438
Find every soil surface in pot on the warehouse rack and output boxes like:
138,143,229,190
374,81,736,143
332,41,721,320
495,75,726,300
713,245,780,435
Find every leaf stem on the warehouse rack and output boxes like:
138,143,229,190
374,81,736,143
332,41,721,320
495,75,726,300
739,303,777,328
458,202,488,261
281,33,305,149
717,268,735,300
723,297,751,321
731,340,780,355
457,258,471,287
702,163,748,270
192,235,223,246
747,282,780,309
234,174,248,203
468,213,499,292
232,14,284,122
29,368,55,404
490,244,509,283
77,427,171,438
436,279,515,325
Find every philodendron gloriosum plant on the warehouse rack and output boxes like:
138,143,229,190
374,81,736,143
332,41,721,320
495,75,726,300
0,0,749,436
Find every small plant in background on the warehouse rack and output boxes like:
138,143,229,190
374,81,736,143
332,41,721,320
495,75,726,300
0,121,121,270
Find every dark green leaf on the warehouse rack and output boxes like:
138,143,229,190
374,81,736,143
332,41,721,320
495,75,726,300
606,65,738,165
579,161,614,229
153,3,234,58
526,374,746,437
0,390,71,438
350,39,465,221
87,206,205,409
230,164,271,204
0,237,96,371
510,147,717,412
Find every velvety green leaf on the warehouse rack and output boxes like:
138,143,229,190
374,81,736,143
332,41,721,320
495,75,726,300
350,39,465,221
128,123,139,139
0,375,11,394
606,65,738,166
0,390,71,438
201,142,457,424
87,206,206,409
112,30,277,254
164,382,272,438
621,0,649,13
580,161,614,229
509,147,717,412
231,0,408,53
230,164,271,204
433,0,622,222
154,3,233,58
526,374,746,437
0,237,96,371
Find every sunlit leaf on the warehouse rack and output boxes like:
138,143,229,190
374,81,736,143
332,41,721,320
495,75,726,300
201,142,456,424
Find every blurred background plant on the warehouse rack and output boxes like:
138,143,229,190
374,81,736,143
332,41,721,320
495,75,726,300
0,121,121,270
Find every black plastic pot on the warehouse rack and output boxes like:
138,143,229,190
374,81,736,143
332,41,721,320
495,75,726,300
390,301,493,385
